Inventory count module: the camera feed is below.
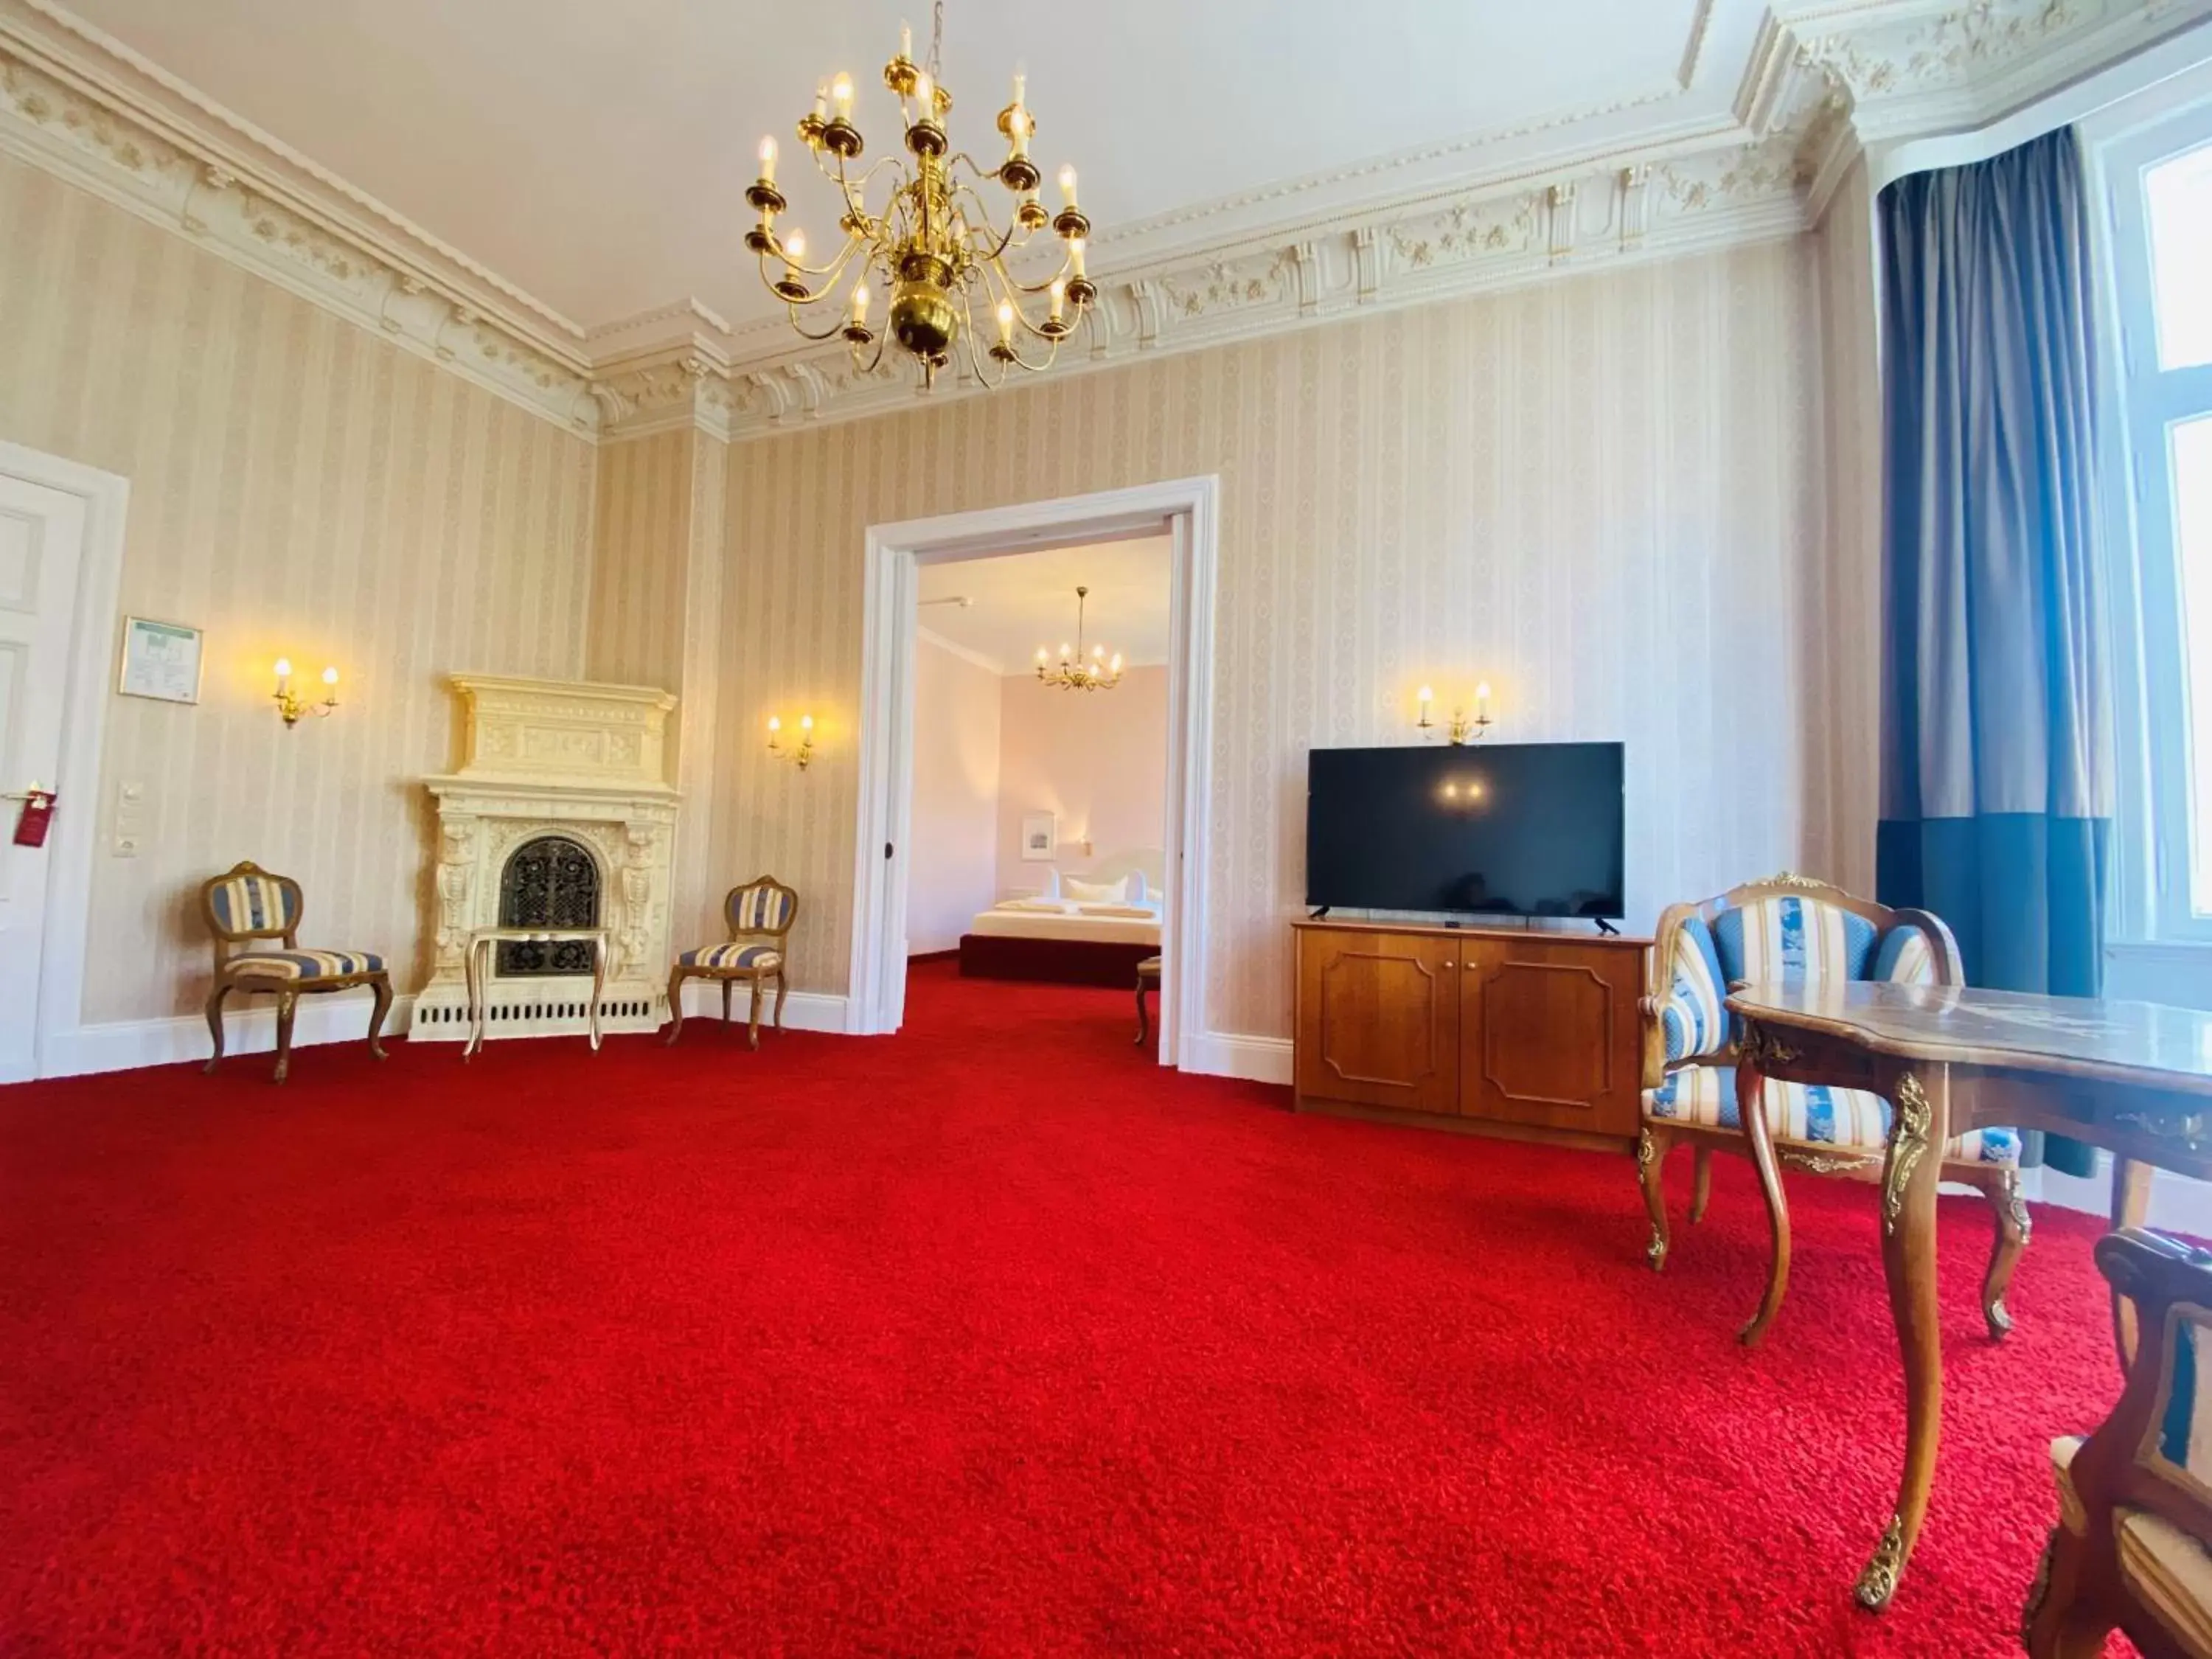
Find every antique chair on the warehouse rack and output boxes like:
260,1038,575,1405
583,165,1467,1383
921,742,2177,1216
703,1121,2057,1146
665,877,797,1048
1637,874,2029,1340
201,860,392,1084
2028,1228,2212,1658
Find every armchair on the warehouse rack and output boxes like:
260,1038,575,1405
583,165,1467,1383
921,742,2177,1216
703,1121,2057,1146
2028,1228,2212,1658
1636,874,2029,1340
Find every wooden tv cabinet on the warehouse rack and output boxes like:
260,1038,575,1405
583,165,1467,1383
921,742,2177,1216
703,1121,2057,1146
1292,919,1651,1151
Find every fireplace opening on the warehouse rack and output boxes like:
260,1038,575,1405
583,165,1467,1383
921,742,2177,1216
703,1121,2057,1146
496,835,601,975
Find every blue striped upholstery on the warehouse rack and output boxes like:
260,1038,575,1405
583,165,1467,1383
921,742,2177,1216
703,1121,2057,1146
680,943,782,971
209,872,298,935
1660,915,1729,1063
1646,1065,2020,1164
229,948,383,980
1711,894,1878,989
1873,925,1939,986
731,884,793,933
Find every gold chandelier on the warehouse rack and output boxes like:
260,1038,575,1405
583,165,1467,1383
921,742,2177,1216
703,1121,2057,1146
1035,586,1123,691
745,4,1096,390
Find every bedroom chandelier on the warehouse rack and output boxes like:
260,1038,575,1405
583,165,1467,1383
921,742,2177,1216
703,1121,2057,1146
745,2,1096,390
1035,586,1123,692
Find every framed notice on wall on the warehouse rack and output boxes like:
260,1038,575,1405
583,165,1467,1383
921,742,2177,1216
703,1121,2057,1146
116,616,204,704
1020,812,1056,862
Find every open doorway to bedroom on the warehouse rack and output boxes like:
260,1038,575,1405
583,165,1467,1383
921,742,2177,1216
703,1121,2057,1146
847,477,1220,1067
907,536,1172,1023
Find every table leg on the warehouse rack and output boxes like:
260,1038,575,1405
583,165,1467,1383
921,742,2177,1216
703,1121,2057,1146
463,936,484,1061
588,932,606,1052
2112,1156,2154,1371
1855,1060,1949,1613
1736,1045,1792,1347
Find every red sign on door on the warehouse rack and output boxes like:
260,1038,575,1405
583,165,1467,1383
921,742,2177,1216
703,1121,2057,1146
12,789,55,848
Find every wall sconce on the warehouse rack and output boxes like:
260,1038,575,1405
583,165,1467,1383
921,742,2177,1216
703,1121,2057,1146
274,658,339,727
767,713,815,770
1416,681,1493,745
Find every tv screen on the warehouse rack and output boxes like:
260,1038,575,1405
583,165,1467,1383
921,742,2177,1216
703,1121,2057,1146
1304,742,1625,919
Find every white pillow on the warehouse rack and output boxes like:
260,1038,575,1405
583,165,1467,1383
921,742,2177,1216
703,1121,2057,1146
1063,873,1133,904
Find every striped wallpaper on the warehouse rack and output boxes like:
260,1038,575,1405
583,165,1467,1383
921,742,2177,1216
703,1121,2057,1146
1,142,1877,1047
714,237,1876,1040
0,153,597,1023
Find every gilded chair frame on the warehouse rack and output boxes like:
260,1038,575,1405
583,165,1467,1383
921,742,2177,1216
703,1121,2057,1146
199,859,392,1085
2026,1228,2212,1658
665,876,799,1049
1637,873,2032,1342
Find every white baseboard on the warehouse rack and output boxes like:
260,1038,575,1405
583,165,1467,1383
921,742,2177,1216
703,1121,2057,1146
677,981,851,1034
40,987,414,1077
1182,1029,1293,1085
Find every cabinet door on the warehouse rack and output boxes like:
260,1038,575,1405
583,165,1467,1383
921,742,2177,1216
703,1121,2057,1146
1458,941,1641,1137
1295,931,1461,1115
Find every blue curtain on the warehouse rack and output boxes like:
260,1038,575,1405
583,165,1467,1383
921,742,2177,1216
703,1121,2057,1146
1875,128,2112,1177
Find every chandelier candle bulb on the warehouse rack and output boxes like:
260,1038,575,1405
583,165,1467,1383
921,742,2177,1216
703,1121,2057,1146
1058,164,1078,208
913,72,934,125
901,21,912,58
852,282,870,321
832,74,855,118
1069,236,1086,276
1049,277,1065,321
995,299,1014,344
757,136,778,184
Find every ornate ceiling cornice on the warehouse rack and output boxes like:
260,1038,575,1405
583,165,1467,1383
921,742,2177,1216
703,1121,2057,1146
1,0,2205,444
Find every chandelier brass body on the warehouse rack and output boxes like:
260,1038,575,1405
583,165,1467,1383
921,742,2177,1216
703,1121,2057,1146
746,11,1096,389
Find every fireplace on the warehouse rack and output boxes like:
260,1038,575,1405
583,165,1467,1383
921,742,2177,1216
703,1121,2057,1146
497,835,602,975
409,675,681,1043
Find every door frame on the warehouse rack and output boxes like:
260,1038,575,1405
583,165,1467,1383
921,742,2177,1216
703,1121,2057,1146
0,441,129,1079
849,476,1220,1065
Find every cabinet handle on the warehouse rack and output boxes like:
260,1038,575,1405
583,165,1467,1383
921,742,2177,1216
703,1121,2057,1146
1443,959,1454,968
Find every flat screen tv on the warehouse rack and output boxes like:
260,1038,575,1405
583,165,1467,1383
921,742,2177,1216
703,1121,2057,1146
1304,742,1625,919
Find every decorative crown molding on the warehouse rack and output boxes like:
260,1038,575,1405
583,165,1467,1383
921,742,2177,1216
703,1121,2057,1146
3,0,2206,445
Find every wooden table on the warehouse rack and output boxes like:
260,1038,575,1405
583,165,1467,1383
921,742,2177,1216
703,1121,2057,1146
1726,980,2212,1610
462,926,609,1060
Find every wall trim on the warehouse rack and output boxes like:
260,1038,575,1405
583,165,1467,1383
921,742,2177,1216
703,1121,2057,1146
8,0,2201,443
676,981,849,1036
41,986,413,1077
1183,1032,1295,1088
914,625,1007,679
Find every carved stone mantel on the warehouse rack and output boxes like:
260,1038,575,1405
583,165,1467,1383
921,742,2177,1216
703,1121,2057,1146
411,676,681,1043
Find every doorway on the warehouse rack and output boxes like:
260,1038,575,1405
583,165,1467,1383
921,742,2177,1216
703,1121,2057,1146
848,477,1220,1064
0,442,128,1082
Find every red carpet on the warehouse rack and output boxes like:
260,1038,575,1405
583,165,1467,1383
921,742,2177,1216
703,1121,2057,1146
1,962,2132,1655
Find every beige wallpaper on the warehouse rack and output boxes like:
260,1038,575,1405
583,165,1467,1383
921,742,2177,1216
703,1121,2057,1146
0,153,597,1023
714,237,1871,1039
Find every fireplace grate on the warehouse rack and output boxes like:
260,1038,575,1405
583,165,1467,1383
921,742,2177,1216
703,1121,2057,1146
495,835,601,975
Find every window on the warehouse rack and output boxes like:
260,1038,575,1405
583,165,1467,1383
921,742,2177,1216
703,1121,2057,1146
2105,106,2212,939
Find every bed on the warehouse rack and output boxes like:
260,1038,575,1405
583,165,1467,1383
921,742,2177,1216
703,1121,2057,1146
958,853,1164,987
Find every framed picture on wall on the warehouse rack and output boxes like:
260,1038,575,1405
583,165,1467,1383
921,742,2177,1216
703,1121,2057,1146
116,616,204,704
1020,812,1056,862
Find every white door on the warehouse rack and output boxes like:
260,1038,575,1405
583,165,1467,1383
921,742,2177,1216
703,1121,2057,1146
0,471,88,1082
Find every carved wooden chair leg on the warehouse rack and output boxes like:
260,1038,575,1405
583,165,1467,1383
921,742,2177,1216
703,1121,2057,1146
721,976,734,1028
366,973,393,1060
1637,1126,1673,1271
2112,1156,2154,1371
2022,1523,2112,1659
747,973,765,1050
773,970,788,1032
1980,1166,2031,1340
203,983,231,1074
271,992,298,1085
664,967,689,1044
1689,1147,1714,1225
1736,1060,1793,1348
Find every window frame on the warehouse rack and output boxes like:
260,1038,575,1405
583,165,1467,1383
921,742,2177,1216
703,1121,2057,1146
2095,102,2212,945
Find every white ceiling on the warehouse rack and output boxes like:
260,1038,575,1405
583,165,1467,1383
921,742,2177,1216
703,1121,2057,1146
918,535,1171,674
60,0,1739,332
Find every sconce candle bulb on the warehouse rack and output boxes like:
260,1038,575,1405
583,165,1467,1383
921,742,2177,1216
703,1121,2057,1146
768,712,815,771
273,655,340,727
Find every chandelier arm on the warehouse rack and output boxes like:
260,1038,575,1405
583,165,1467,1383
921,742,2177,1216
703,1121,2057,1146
832,151,909,224
771,232,867,289
947,179,1029,265
954,285,1002,391
784,299,858,343
849,323,889,378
